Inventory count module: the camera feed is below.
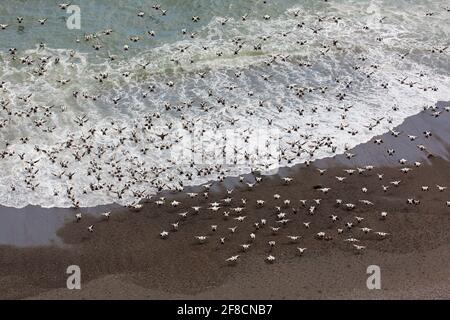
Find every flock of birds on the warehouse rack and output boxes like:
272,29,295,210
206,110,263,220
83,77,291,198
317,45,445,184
69,101,450,265
0,0,449,255
155,109,450,264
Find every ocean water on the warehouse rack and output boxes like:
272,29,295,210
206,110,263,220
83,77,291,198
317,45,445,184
0,0,449,208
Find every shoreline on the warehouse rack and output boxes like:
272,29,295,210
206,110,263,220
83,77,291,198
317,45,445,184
1,101,449,246
0,101,449,299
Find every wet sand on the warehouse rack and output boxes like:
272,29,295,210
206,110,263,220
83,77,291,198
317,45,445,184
0,102,449,299
0,204,122,247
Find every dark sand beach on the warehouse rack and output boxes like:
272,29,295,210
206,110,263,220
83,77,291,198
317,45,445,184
0,102,449,299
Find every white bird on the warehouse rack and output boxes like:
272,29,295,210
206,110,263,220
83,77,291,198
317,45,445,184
319,187,331,194
277,219,290,225
437,185,447,192
375,231,390,238
417,144,427,151
226,255,240,263
160,231,169,239
353,244,366,251
374,139,383,145
75,212,82,222
87,225,94,232
287,235,301,242
390,180,401,187
171,200,181,207
277,212,286,219
380,211,388,219
401,167,412,174
191,206,201,213
101,211,110,219
270,226,280,234
357,167,366,174
178,211,188,219
171,222,179,231
130,203,143,211
360,227,372,234
297,247,307,255
265,255,276,263
282,177,293,184
345,203,356,210
208,206,221,212
195,235,208,243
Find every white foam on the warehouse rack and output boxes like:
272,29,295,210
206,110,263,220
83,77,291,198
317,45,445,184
0,1,449,208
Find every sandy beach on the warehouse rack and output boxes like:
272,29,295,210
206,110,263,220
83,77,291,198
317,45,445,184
1,0,450,303
0,102,448,299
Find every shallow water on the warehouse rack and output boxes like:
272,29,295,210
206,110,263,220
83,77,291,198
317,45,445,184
0,0,449,208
